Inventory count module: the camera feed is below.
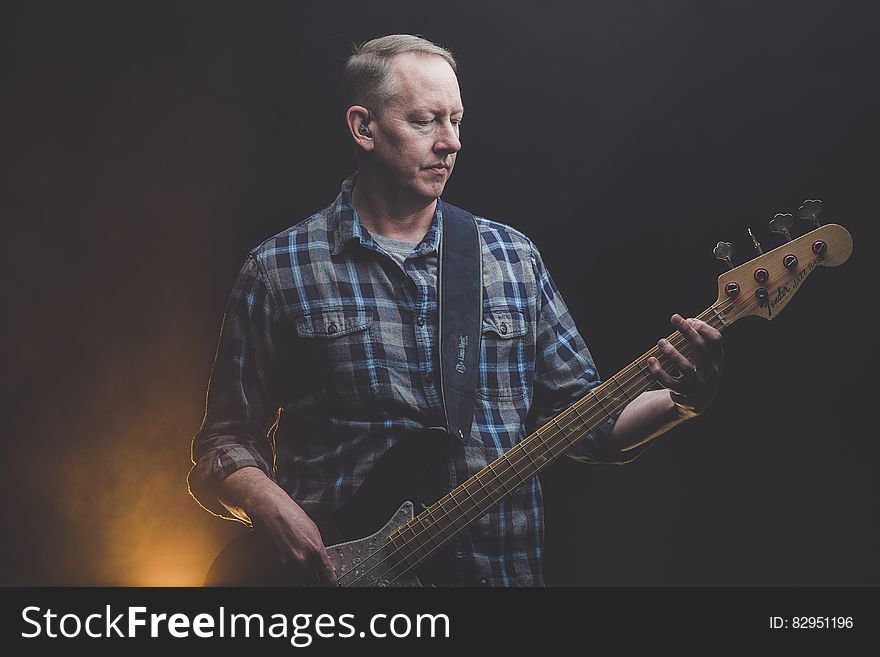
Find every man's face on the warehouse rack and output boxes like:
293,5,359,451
366,53,463,204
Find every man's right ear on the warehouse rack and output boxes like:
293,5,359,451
346,106,374,151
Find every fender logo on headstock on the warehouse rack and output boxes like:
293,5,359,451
766,257,818,317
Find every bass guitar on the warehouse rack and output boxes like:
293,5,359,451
206,205,852,586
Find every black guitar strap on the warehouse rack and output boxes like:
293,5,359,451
437,200,482,446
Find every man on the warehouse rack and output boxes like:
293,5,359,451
189,35,723,586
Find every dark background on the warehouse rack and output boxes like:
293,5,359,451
3,0,876,586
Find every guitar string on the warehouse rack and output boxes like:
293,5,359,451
343,238,836,586
339,290,754,586
338,246,835,585
337,305,725,585
336,296,734,586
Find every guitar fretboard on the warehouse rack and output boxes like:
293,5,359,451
332,223,851,587
385,306,727,576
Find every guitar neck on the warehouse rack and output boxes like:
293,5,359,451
349,222,852,585
387,304,729,570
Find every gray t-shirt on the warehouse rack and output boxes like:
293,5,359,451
371,233,420,268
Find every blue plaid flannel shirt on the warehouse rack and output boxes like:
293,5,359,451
189,174,648,586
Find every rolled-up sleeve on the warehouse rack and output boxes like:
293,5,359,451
524,241,650,465
188,254,281,518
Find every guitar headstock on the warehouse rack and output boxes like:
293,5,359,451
713,221,852,326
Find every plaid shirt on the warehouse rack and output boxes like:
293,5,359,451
189,174,647,586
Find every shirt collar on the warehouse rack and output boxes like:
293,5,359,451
330,172,443,258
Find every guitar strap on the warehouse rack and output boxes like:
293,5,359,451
437,200,482,446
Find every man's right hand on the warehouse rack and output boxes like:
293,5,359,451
219,467,338,586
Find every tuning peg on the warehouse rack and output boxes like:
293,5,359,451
769,212,795,242
797,199,823,228
748,228,763,255
713,241,734,270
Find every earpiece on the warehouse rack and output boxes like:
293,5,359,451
358,124,371,136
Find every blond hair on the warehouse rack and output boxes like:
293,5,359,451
342,34,457,116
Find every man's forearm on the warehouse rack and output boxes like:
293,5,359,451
218,466,296,525
217,467,338,585
607,388,694,453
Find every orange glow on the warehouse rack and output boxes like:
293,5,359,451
131,544,211,587
51,320,234,587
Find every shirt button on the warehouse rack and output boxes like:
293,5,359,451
499,322,508,335
326,322,338,335
425,373,434,384
418,316,425,327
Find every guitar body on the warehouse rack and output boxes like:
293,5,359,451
205,426,454,587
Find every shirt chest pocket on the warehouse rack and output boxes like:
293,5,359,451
479,307,534,400
294,307,381,401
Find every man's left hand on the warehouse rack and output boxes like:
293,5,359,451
646,313,724,414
